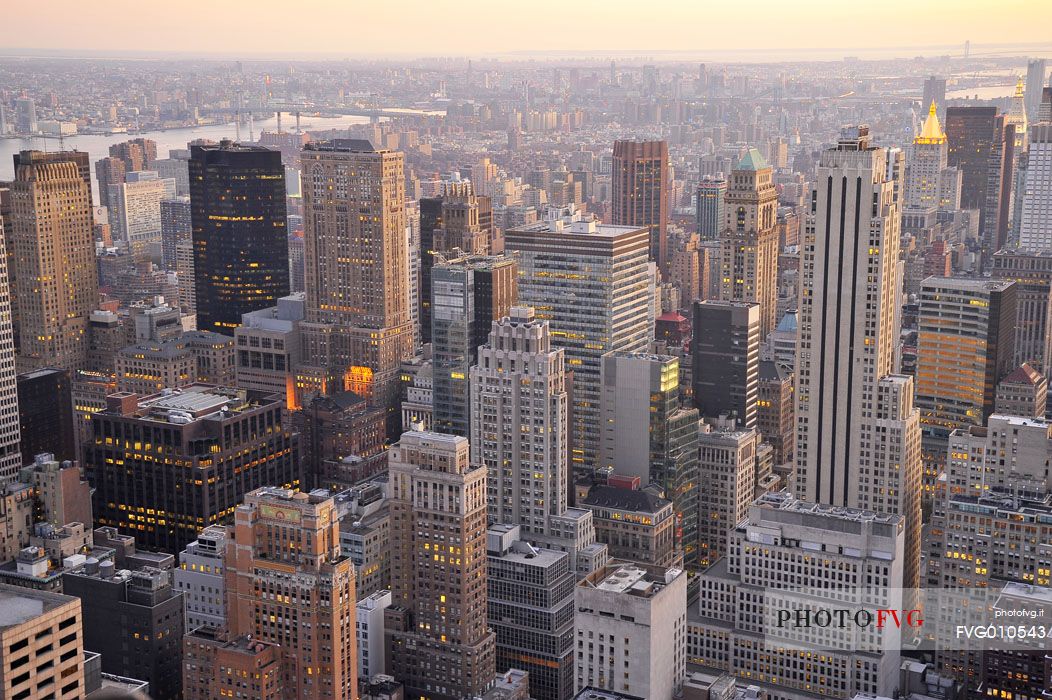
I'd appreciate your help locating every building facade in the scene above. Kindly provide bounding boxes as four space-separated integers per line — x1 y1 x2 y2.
387 431 496 700
190 141 289 334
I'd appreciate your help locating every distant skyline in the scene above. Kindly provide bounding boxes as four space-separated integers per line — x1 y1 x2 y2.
4 0 1052 59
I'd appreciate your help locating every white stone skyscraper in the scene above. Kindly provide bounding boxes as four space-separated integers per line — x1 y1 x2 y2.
794 126 922 589
1019 123 1052 252
0 214 21 482
905 102 961 212
471 306 568 534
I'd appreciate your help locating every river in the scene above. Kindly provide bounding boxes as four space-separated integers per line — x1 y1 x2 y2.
0 112 373 197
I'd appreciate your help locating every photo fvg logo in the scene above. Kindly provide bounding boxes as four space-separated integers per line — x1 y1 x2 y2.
776 608 924 629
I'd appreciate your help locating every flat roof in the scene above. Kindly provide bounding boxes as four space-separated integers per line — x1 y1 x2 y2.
0 586 74 629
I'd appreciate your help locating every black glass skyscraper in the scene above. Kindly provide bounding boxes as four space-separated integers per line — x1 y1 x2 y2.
190 141 289 334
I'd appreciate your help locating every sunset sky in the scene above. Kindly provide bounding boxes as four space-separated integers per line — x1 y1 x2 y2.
4 0 1052 58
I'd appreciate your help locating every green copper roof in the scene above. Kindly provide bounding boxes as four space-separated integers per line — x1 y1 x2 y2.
737 147 768 171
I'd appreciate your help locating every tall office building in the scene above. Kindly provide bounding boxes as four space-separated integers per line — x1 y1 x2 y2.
575 561 687 700
8 150 97 373
506 211 652 471
945 107 1013 258
1025 58 1047 122
718 148 779 337
691 300 759 429
387 431 496 700
86 386 300 554
16 369 74 466
419 185 498 348
757 360 794 465
794 127 922 590
109 138 158 172
419 196 443 345
922 75 947 118
695 176 726 241
905 101 961 212
225 487 358 700
300 140 413 434
95 155 127 213
487 525 575 700
108 171 176 254
173 524 227 632
432 253 517 436
1018 123 1052 252
612 140 670 273
696 425 758 568
14 97 37 134
190 141 289 334
64 566 184 700
160 195 191 271
916 278 1017 434
0 213 19 482
991 250 1052 375
472 307 567 533
598 352 700 563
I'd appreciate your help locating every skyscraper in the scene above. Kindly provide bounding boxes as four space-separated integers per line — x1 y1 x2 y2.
691 300 759 429
95 155 127 213
160 194 191 271
598 352 700 563
612 140 670 273
471 306 567 535
506 211 653 471
190 141 289 334
419 185 498 348
224 487 358 700
916 277 1017 434
387 430 496 700
945 107 1012 259
8 150 98 373
109 138 157 172
991 249 1052 375
1018 123 1052 252
696 424 759 568
418 196 443 345
905 101 961 212
718 148 779 337
486 525 575 700
0 213 19 483
1025 58 1047 122
431 253 517 436
300 139 413 434
922 75 947 118
794 126 921 590
695 176 726 242
108 170 175 254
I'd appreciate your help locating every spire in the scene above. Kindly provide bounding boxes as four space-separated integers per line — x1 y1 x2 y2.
1015 76 1025 99
915 101 946 145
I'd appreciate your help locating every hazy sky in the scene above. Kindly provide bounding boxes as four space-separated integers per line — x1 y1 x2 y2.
4 0 1052 58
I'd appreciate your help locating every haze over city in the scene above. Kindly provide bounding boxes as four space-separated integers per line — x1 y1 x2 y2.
3 0 1052 57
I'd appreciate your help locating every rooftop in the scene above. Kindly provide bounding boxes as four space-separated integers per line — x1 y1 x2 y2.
583 561 683 599
736 147 769 171
0 585 75 629
1000 363 1043 386
582 485 671 515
